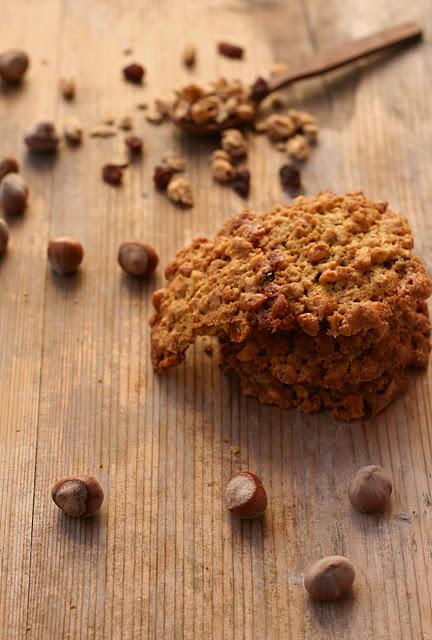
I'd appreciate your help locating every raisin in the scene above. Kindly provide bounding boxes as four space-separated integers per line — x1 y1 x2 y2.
123 63 145 83
217 42 244 59
250 77 269 101
153 165 174 190
102 164 123 185
125 135 143 153
279 164 301 193
231 169 250 198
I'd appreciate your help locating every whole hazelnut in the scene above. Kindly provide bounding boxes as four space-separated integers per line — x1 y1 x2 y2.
0 218 10 254
348 465 392 513
0 156 19 182
47 237 84 274
0 173 28 214
24 120 60 152
0 49 29 82
304 555 355 601
118 241 158 277
123 63 145 83
51 475 104 517
224 471 267 519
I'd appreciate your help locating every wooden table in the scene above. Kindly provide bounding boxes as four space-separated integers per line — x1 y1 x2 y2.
1 1 431 638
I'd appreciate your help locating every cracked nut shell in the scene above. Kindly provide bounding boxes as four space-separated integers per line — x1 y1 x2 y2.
51 475 104 517
224 471 267 518
304 555 355 601
348 465 392 513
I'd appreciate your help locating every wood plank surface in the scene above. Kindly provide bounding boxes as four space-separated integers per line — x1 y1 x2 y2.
0 0 431 638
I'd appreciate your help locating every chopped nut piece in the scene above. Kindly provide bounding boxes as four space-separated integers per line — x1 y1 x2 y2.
118 115 133 130
162 151 186 172
190 96 219 124
153 165 174 190
102 113 115 125
270 62 288 76
145 106 165 124
109 149 129 168
279 164 301 193
63 117 83 144
234 103 254 121
275 142 286 151
286 134 310 161
102 164 123 185
155 98 170 117
167 176 194 207
136 102 148 110
210 149 231 163
182 44 197 68
59 76 75 100
123 62 145 83
221 128 248 158
302 121 319 144
231 169 250 198
90 125 116 138
217 42 244 59
266 113 297 141
254 119 268 133
0 157 18 182
211 158 234 183
125 135 143 153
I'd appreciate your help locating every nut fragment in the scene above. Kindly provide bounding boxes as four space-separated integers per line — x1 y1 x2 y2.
24 120 60 152
0 174 28 214
224 471 267 518
211 158 234 183
304 556 355 601
47 237 84 274
118 115 133 131
167 176 194 207
279 164 301 193
221 128 248 158
153 165 174 190
125 135 143 153
59 76 75 100
234 103 255 121
63 117 83 144
102 164 123 185
231 168 250 198
51 475 104 517
162 151 186 172
118 241 159 277
123 62 145 83
0 49 29 82
270 62 288 76
182 44 196 68
348 465 392 513
266 114 296 141
0 157 18 182
0 218 10 254
286 134 310 161
217 42 244 59
90 125 116 138
210 149 231 163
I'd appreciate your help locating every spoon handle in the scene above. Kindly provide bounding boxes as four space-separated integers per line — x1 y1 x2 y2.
266 21 422 94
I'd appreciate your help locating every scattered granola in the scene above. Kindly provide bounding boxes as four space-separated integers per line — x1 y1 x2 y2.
217 42 244 59
63 117 83 145
167 176 194 207
211 157 235 183
182 44 196 68
123 63 145 83
221 128 248 158
231 168 250 198
60 76 75 100
145 104 166 124
125 135 143 153
102 164 123 185
162 151 186 172
286 134 310 161
153 165 174 190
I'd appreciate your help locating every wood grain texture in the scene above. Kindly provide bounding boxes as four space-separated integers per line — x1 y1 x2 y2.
0 0 431 638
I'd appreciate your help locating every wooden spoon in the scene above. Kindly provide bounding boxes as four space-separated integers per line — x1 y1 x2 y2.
171 21 422 135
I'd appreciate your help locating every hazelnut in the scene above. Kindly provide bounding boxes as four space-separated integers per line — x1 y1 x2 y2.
118 241 159 277
348 465 392 513
0 49 29 82
304 556 355 601
47 237 84 274
24 120 60 152
0 173 28 214
59 76 76 100
0 218 10 254
224 471 267 518
0 156 18 181
51 475 104 517
123 62 145 83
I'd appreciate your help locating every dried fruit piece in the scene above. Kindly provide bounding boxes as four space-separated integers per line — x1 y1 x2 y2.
250 77 269 101
153 165 173 190
63 117 83 145
0 157 18 182
123 62 145 83
279 164 301 193
59 76 75 100
231 168 250 198
182 44 196 68
221 128 248 158
125 135 143 153
102 164 123 185
118 241 159 277
217 42 244 59
167 176 194 207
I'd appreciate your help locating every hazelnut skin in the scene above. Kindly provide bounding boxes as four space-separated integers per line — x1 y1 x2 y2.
51 475 104 517
304 555 355 601
0 49 29 82
0 218 10 254
224 471 267 519
118 241 158 277
47 237 84 274
0 173 28 214
348 465 392 513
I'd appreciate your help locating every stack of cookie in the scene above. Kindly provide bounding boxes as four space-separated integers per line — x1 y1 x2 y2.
150 192 431 420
